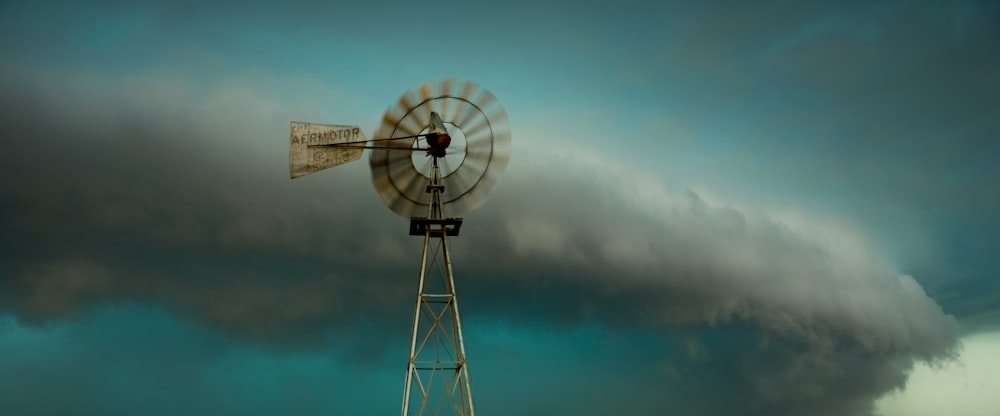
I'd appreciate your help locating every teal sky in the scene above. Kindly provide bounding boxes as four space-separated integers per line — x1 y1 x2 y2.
1 0 998 415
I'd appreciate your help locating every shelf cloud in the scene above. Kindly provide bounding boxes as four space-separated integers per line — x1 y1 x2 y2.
0 68 961 415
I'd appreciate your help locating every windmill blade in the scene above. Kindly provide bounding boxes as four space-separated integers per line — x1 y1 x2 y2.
461 149 492 173
461 91 497 127
438 78 457 117
391 170 431 216
418 82 435 105
457 80 477 102
462 123 493 148
460 103 505 143
442 160 475 202
383 111 420 137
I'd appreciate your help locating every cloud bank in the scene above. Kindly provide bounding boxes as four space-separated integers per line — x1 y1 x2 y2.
0 66 962 415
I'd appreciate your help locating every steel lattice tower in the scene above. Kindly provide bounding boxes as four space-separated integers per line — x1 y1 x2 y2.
402 158 474 416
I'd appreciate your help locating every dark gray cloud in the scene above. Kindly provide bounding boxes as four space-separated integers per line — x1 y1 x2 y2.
0 64 961 415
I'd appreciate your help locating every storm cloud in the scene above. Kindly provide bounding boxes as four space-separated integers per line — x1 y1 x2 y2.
0 62 961 414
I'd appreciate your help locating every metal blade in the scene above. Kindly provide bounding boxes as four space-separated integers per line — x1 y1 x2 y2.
439 78 457 118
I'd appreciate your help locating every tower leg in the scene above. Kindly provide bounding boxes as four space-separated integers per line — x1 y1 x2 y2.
441 231 474 416
401 229 431 416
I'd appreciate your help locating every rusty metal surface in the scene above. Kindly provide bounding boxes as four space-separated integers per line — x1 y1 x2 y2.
289 121 365 179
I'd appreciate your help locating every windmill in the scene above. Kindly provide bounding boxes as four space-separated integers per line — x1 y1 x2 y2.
289 79 511 416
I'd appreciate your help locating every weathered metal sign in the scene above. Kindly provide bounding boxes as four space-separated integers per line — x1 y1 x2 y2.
289 121 365 179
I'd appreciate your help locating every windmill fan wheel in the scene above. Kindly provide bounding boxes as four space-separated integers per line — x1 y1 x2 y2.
369 79 511 217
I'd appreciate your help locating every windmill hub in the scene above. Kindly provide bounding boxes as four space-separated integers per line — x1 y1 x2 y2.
412 123 467 179
425 132 451 157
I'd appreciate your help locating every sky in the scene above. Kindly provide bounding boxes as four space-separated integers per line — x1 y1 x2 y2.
0 0 998 415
